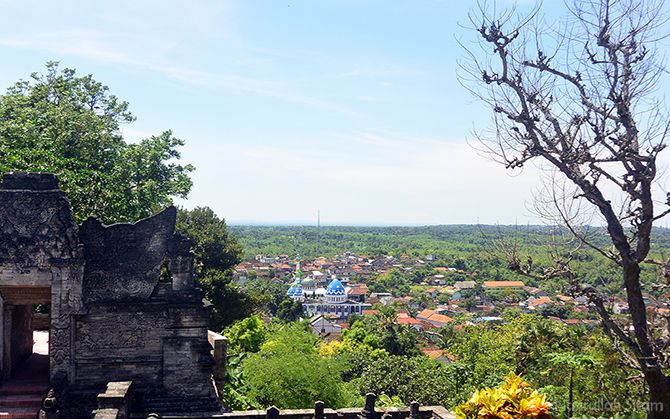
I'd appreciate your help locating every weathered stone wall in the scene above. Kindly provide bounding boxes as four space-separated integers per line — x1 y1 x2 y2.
0 173 220 417
0 173 80 267
79 208 176 304
73 206 217 404
73 301 214 399
0 172 83 384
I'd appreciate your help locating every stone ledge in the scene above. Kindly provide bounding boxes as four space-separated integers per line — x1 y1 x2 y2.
1 172 59 191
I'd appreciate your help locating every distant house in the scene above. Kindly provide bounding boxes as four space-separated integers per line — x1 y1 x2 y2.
396 313 423 332
432 275 446 285
556 294 573 303
454 281 476 290
417 309 454 328
348 287 367 303
483 280 525 291
420 347 452 364
425 288 439 298
475 316 504 324
525 287 549 297
527 296 553 310
572 296 590 305
310 314 342 335
613 302 629 314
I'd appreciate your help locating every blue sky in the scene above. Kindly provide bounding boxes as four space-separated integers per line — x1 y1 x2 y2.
1 0 660 225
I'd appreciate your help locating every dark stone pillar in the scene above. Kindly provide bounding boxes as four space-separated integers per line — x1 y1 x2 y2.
11 305 34 368
2 305 14 380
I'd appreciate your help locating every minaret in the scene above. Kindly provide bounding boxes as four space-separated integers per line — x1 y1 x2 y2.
287 255 305 301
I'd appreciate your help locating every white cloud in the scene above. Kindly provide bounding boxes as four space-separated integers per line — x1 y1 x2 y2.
0 29 353 113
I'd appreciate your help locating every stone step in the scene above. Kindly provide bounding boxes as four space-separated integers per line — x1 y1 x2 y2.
0 383 45 419
0 407 39 419
0 394 43 408
0 385 47 397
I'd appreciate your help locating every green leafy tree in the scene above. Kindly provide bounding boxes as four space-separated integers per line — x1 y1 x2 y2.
369 269 411 296
360 356 469 408
200 270 257 331
225 315 268 354
176 206 250 331
546 352 601 418
443 315 645 417
242 324 351 408
176 206 243 275
242 277 288 315
276 298 303 323
0 61 193 223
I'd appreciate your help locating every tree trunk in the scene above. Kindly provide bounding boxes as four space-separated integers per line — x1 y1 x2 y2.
645 372 670 419
568 369 573 419
622 262 670 419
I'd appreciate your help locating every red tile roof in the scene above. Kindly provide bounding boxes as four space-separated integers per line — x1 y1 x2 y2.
529 296 553 308
420 348 445 360
483 280 525 288
397 317 422 325
427 313 454 324
417 309 436 320
417 309 453 325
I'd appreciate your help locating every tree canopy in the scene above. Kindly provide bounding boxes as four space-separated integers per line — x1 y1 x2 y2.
464 1 670 414
176 206 251 331
0 61 193 223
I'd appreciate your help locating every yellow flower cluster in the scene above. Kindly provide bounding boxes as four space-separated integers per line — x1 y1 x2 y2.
454 372 552 419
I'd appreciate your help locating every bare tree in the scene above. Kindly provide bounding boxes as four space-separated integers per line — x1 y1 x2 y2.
462 0 670 416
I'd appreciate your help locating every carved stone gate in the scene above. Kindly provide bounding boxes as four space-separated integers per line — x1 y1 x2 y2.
0 173 83 385
0 173 220 417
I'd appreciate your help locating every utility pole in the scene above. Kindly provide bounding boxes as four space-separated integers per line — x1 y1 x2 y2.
317 210 321 255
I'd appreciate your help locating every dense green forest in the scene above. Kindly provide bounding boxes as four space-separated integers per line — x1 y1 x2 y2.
231 224 670 260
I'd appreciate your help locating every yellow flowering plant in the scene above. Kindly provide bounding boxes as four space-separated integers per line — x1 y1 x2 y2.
454 372 552 419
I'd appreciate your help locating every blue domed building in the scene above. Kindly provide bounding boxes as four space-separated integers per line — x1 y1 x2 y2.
325 279 346 303
286 256 370 319
302 278 371 319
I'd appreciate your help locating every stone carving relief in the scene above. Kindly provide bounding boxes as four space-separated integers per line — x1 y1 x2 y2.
75 311 169 356
80 207 176 303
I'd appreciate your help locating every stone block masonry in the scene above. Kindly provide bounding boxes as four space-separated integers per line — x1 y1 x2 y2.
0 173 221 418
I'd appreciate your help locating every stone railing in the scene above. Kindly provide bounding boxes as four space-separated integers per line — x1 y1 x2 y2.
91 381 133 419
208 330 228 398
153 393 455 419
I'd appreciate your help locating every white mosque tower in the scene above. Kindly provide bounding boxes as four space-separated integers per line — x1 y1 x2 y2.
286 256 305 302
